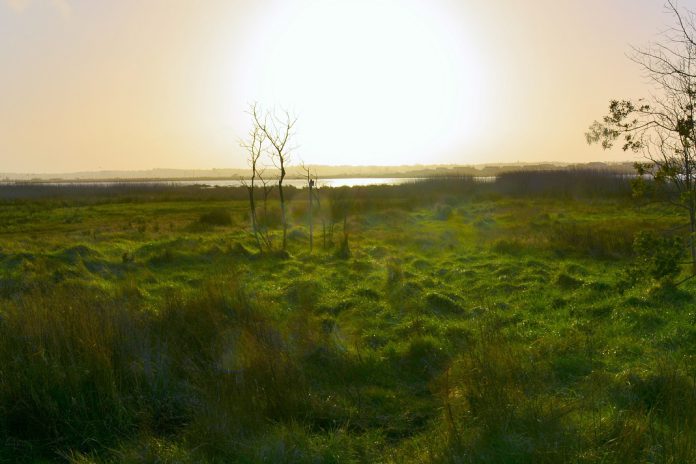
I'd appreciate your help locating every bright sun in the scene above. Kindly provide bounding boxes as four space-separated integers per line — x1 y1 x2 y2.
230 0 486 166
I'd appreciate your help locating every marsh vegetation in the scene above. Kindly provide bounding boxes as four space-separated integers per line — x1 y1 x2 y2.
1 171 695 463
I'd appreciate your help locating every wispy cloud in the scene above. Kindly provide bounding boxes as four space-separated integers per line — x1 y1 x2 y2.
4 0 72 18
5 0 30 12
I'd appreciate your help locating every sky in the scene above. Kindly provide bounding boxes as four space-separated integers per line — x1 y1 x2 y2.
1 0 695 173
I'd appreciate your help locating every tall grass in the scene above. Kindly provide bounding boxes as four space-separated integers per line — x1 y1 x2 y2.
420 315 696 464
0 282 316 461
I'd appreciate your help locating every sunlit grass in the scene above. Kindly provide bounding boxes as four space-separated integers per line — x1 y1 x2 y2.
1 175 694 462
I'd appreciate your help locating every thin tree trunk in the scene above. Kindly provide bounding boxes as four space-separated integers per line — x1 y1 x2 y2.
248 184 261 252
689 195 696 270
309 178 314 252
279 165 287 251
687 156 696 271
343 214 348 246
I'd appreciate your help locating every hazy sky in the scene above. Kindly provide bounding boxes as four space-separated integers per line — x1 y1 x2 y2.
2 0 694 173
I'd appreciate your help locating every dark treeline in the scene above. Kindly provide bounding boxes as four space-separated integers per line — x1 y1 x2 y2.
0 169 634 204
492 169 634 198
0 182 250 202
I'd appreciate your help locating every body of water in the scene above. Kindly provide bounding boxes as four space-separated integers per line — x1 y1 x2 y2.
1 176 503 189
181 177 424 188
3 177 426 188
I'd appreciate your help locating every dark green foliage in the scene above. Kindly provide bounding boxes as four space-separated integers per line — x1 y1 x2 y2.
228 241 253 257
491 238 522 255
335 234 351 259
633 231 683 282
424 292 462 314
549 220 635 258
399 335 449 378
494 169 632 198
434 204 453 220
198 208 232 226
554 272 583 289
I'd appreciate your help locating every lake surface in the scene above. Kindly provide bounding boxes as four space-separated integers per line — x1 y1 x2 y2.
8 177 426 188
178 177 424 188
2 176 502 188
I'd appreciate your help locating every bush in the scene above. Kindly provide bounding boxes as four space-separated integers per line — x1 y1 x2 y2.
549 221 635 258
198 208 232 226
434 204 453 220
633 231 683 282
491 238 524 255
258 204 283 229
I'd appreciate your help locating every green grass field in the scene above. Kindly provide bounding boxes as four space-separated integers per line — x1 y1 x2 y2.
1 176 695 463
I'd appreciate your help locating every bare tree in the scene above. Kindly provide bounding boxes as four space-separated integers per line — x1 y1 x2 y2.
241 108 266 252
587 1 696 275
251 105 296 251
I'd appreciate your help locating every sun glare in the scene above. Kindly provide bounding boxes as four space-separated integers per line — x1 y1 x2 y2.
231 0 486 166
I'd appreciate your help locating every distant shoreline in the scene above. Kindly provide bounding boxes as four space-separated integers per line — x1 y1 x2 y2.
0 161 637 183
0 174 426 184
